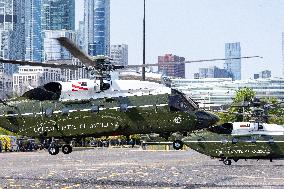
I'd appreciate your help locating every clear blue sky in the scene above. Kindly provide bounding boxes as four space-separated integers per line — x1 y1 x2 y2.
76 0 284 79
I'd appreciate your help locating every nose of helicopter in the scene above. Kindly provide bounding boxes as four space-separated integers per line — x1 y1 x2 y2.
194 111 219 130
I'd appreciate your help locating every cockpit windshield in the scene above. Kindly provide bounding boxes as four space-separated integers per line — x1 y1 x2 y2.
169 89 198 112
208 123 233 134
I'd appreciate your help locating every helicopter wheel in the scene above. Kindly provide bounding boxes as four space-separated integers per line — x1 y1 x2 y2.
48 145 59 155
223 158 232 165
173 140 183 150
62 145 72 154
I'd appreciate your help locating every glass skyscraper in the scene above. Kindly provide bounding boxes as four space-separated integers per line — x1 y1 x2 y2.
282 32 284 76
42 0 75 30
224 42 241 80
25 0 42 62
84 0 110 56
41 0 75 61
0 0 25 75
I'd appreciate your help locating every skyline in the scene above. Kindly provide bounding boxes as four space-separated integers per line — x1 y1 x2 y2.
76 0 284 79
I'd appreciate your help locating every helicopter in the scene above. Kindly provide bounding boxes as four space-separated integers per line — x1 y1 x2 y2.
0 37 260 155
182 97 284 165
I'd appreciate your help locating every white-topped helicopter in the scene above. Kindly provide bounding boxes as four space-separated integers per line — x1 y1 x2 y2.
0 37 261 155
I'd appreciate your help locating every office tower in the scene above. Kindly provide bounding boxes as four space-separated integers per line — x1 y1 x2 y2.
41 0 75 30
41 0 76 61
197 66 232 79
25 0 42 62
84 0 110 56
224 42 241 80
110 44 128 66
0 0 25 75
158 54 185 78
282 33 284 76
43 30 75 61
76 21 85 50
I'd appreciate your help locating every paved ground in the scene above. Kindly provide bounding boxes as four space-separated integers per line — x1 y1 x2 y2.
0 148 284 189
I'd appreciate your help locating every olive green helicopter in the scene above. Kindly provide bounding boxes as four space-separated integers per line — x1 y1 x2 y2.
182 98 284 165
0 37 260 155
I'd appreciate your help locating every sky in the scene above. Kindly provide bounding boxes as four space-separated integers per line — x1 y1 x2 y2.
75 0 284 79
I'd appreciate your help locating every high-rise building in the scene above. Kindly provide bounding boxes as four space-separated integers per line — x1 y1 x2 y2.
84 0 110 56
196 66 233 79
25 0 42 62
0 0 25 75
110 44 128 66
76 21 85 50
43 30 76 61
282 32 284 76
0 68 13 99
158 54 185 78
254 70 271 79
41 0 75 30
224 42 241 80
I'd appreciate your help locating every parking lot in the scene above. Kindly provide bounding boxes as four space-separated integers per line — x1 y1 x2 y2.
0 148 284 188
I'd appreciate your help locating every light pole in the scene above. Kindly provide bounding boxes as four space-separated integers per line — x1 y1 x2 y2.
142 0 146 81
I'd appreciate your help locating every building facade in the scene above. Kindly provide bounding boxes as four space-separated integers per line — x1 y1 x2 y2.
43 30 75 61
25 0 42 62
197 66 233 79
254 70 271 79
0 0 25 75
110 44 128 66
224 42 241 80
0 68 13 99
13 65 61 96
171 77 284 109
158 54 185 78
41 0 75 30
282 32 284 76
76 21 85 50
84 0 110 56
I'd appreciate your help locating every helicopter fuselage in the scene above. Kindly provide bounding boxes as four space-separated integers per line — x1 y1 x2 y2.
183 122 284 164
0 91 218 139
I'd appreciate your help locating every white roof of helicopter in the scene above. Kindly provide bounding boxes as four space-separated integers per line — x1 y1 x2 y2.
232 122 284 136
59 79 171 101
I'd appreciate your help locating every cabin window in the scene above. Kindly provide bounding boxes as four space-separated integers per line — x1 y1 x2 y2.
120 104 128 112
221 139 228 144
269 137 274 144
169 95 188 112
251 137 257 143
45 108 53 117
232 138 238 144
81 82 87 86
61 107 69 116
91 105 99 113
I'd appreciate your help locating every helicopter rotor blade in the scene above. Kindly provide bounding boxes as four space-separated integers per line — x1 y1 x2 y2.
122 56 263 69
56 37 95 68
0 59 82 70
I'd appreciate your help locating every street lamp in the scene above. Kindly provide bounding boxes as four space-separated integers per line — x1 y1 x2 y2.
142 0 146 81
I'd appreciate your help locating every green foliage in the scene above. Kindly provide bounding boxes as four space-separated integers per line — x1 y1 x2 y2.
233 87 256 104
218 87 256 123
264 97 284 124
0 127 15 136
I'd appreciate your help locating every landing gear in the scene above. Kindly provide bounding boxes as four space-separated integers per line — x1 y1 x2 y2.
173 140 183 150
48 145 59 155
223 158 232 165
62 145 72 154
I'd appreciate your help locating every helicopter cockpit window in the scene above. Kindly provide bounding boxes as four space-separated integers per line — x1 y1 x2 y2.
169 89 198 112
45 108 53 117
208 123 233 134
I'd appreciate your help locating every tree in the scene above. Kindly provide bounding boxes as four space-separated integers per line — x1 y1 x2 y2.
216 87 256 123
